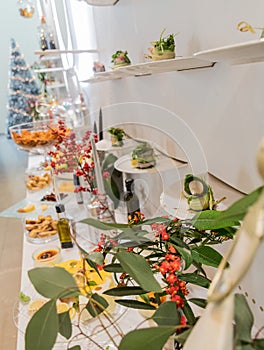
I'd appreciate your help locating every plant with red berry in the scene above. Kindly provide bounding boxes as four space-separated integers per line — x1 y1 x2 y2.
46 122 100 193
25 185 264 350
78 186 263 349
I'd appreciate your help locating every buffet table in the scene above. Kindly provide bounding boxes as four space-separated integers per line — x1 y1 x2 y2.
12 154 172 350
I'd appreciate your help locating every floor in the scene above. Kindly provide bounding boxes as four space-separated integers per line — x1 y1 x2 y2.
0 135 28 349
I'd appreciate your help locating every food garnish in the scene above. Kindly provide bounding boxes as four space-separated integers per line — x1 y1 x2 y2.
237 21 264 38
17 203 36 213
145 29 176 61
111 50 131 69
131 142 156 169
19 291 31 304
183 174 225 211
26 172 51 191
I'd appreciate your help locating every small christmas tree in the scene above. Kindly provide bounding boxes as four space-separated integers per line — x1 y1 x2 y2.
6 38 40 137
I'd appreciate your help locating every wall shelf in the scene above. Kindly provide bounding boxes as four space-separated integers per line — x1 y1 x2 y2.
34 49 98 56
46 83 66 89
194 39 264 65
82 40 264 84
82 56 215 83
33 67 66 73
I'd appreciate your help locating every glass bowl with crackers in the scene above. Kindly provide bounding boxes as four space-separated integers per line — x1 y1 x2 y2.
9 118 72 154
24 214 58 244
25 167 53 194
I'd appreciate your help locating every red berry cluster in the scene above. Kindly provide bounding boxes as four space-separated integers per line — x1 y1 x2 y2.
93 233 118 253
152 222 189 309
128 211 145 225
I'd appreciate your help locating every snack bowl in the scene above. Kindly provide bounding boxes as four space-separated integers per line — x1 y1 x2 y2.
9 118 72 154
32 245 61 267
24 214 58 244
25 167 52 193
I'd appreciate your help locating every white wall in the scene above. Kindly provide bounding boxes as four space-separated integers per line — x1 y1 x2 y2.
81 0 264 195
0 1 39 134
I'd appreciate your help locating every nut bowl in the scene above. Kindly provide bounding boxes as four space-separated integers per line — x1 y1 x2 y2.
9 118 72 154
24 214 58 244
25 167 52 194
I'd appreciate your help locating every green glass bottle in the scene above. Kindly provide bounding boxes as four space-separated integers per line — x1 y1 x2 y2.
55 204 73 249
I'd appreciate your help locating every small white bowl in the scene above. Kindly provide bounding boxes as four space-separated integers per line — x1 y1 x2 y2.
32 245 61 267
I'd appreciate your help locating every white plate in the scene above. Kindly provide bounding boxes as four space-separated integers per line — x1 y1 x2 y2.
114 154 186 175
160 191 226 219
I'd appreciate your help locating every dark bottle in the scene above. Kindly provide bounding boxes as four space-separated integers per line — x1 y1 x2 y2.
124 178 140 222
37 16 49 51
73 174 83 204
48 32 57 50
55 204 73 249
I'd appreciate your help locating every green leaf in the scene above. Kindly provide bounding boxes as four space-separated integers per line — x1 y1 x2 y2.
104 286 147 296
188 298 207 308
152 301 181 326
69 347 81 350
192 210 238 230
234 293 254 343
116 239 152 248
174 328 193 345
104 263 124 273
115 299 156 310
142 217 171 225
104 172 120 209
180 273 211 288
85 256 102 278
28 267 80 299
175 246 193 270
58 311 72 340
102 153 123 209
79 218 129 230
116 251 162 293
235 345 256 350
182 300 196 325
86 293 109 317
119 326 176 350
116 227 151 245
25 299 58 350
254 339 264 349
192 187 263 230
86 252 105 266
191 245 223 268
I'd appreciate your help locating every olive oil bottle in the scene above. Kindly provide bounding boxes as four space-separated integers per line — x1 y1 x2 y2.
55 204 73 249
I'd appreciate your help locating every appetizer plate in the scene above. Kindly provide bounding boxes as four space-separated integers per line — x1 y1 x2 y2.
114 154 186 175
96 138 135 152
160 191 226 219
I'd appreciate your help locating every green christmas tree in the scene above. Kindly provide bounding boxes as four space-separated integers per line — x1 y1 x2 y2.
6 38 40 137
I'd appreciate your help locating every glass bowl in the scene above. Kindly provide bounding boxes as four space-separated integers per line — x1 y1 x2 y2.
24 215 58 244
25 167 53 193
9 118 72 154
